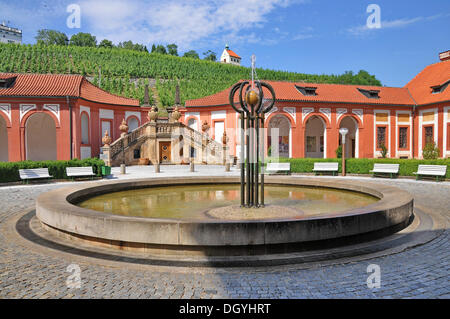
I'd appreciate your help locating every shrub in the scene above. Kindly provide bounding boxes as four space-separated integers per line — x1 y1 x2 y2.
422 142 440 160
380 144 388 158
0 158 105 183
272 157 450 179
335 146 342 159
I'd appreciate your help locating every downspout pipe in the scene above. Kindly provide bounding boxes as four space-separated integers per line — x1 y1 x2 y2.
406 89 418 159
66 96 73 159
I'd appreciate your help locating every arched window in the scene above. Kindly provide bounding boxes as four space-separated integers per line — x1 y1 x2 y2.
127 117 139 132
81 113 89 145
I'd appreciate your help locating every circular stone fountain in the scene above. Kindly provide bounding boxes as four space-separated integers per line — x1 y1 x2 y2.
35 176 413 265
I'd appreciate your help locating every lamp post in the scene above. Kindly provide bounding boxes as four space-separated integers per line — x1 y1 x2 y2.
339 128 348 176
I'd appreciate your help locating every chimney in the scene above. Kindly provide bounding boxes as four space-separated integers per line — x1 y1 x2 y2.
439 50 450 62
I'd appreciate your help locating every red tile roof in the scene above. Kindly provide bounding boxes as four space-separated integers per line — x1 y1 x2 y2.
226 49 241 59
185 80 415 107
0 73 139 106
405 59 450 105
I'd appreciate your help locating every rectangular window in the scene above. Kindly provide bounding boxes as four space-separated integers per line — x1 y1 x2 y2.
214 121 224 143
377 126 386 148
424 126 434 145
399 127 408 149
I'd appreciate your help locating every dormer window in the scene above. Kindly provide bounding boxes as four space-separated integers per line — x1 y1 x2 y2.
295 85 317 96
358 88 380 99
0 76 16 89
431 80 450 94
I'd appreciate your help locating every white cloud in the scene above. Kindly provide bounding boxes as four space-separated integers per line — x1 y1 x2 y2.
347 13 448 36
78 0 299 49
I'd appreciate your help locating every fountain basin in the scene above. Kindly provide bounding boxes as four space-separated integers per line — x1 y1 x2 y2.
36 176 413 257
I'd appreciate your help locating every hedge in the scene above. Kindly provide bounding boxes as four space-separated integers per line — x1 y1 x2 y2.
271 157 450 179
0 158 105 183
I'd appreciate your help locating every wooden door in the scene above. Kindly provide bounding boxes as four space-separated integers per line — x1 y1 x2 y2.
159 142 171 163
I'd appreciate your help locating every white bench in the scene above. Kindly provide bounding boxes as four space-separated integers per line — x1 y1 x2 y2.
19 168 53 183
312 162 339 176
66 167 96 180
266 163 291 175
370 163 399 178
413 165 447 181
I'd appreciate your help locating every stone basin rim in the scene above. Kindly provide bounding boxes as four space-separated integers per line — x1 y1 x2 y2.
35 176 414 247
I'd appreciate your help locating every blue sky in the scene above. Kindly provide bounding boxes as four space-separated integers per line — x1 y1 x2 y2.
1 0 449 87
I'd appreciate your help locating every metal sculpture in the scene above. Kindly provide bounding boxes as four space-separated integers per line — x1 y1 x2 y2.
228 57 276 207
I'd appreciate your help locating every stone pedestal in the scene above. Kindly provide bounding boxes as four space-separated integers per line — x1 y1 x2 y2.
101 146 111 167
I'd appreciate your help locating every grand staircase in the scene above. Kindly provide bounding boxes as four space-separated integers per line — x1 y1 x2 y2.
104 120 226 167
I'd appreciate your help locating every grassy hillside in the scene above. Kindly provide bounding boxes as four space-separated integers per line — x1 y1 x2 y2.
0 43 382 106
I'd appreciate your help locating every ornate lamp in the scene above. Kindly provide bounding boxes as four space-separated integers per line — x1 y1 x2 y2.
339 127 349 176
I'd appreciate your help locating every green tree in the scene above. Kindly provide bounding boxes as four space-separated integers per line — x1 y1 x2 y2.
117 41 148 52
35 29 68 46
70 32 97 47
151 44 156 53
167 43 178 56
154 45 167 54
183 50 199 59
422 142 440 160
98 39 114 48
203 50 217 61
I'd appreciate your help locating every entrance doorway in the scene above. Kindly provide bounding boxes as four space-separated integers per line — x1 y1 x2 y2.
339 116 358 158
304 116 325 158
159 141 171 163
268 115 290 158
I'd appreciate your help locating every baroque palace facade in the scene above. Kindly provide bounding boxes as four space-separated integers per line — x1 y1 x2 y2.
0 73 148 162
0 50 449 163
181 51 450 160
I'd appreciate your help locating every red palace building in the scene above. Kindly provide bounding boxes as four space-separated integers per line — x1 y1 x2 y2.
0 50 449 163
0 73 147 162
182 51 450 160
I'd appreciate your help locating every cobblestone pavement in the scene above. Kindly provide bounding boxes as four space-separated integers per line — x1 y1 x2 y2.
0 170 449 299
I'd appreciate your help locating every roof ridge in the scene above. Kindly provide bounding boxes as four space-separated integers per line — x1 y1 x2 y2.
237 78 401 89
80 78 139 102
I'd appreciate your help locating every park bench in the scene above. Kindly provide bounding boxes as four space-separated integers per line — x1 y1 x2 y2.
66 167 96 180
266 163 291 175
370 163 400 178
413 165 447 181
312 162 339 176
19 168 53 184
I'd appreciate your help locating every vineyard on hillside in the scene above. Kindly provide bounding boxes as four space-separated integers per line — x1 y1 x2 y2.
0 43 382 106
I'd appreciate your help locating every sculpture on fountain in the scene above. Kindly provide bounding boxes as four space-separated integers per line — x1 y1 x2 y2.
228 55 276 208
